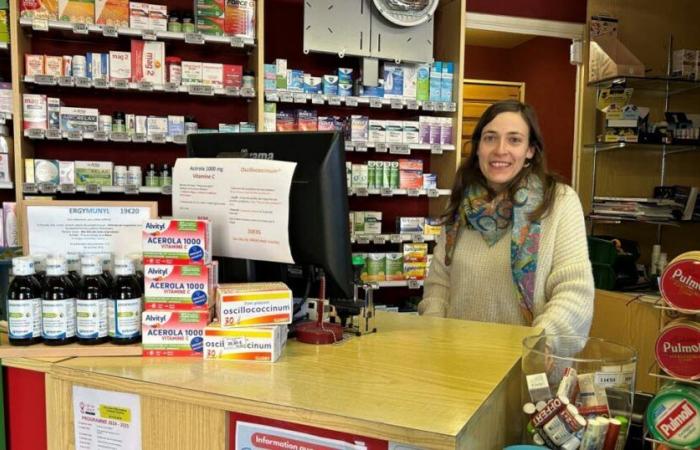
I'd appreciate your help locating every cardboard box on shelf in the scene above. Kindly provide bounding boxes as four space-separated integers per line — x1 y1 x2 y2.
130 40 165 84
58 0 95 24
75 161 113 186
23 94 47 130
224 0 255 38
20 0 58 20
95 0 128 27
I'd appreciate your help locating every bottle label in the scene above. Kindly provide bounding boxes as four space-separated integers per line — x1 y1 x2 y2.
42 299 76 340
8 298 41 339
108 298 142 339
77 298 109 339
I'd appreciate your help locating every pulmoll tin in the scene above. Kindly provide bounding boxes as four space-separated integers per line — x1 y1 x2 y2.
655 320 700 381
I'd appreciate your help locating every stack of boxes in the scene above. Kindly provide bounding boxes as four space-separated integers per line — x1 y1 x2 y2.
345 159 436 191
141 219 214 357
195 0 225 36
353 243 432 283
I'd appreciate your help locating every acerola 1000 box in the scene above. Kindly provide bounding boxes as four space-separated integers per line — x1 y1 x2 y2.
142 310 209 357
142 219 212 265
144 264 213 310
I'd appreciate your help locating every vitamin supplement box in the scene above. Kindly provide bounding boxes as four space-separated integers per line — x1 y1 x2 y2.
142 310 210 357
203 324 288 362
142 219 212 265
144 264 215 310
216 282 292 328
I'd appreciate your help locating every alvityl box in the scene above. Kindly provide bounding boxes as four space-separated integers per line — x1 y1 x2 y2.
142 310 209 357
144 264 213 310
143 219 212 265
216 282 292 328
203 324 287 362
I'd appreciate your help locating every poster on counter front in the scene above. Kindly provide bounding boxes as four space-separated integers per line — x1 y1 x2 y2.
73 385 141 450
235 421 367 450
173 158 296 264
22 200 157 256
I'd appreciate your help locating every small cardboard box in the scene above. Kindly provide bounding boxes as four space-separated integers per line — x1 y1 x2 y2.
59 0 95 24
203 324 287 362
95 0 128 27
216 282 292 328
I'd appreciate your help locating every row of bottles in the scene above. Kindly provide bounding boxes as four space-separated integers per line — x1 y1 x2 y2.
7 254 142 346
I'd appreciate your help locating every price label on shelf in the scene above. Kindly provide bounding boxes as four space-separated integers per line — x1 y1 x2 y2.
344 141 354 152
113 79 130 90
32 19 49 32
141 29 157 41
356 236 371 245
373 236 388 245
328 96 341 106
265 91 279 102
230 37 245 48
45 129 62 140
346 97 359 107
149 133 166 144
58 76 74 87
23 183 38 194
375 143 388 153
0 114 5 125
447 102 457 112
293 93 307 103
34 74 56 85
132 133 147 143
389 144 411 155
163 82 179 93
138 81 154 91
59 184 76 194
354 187 369 197
406 99 419 110
390 234 403 244
72 23 89 35
380 187 394 197
94 131 109 141
242 87 257 98
225 86 241 97
184 32 205 45
124 184 140 195
188 85 214 96
110 132 130 142
66 130 83 141
102 25 118 37
75 77 91 88
26 129 45 139
93 78 109 89
407 279 422 290
407 188 420 197
161 185 173 195
311 94 324 105
390 99 403 110
38 182 57 194
85 184 101 195
355 143 368 153
411 234 425 243
280 92 293 103
369 97 382 108
173 135 187 145
430 144 443 155
433 102 445 112
422 101 435 111
427 188 440 198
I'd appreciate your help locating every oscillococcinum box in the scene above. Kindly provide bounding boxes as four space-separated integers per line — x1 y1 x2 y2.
142 310 209 357
143 219 212 265
144 264 214 310
216 282 292 328
203 324 287 362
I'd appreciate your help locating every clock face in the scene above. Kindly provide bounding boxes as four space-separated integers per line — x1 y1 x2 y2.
372 0 439 27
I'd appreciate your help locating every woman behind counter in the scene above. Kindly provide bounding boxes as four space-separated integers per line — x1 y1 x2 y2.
418 100 594 336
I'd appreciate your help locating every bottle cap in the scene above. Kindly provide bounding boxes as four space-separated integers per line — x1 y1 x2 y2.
81 256 103 276
114 257 135 276
12 256 36 276
46 257 67 276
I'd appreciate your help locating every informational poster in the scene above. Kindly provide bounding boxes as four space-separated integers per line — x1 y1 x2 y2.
235 421 367 450
22 200 157 256
173 158 296 264
73 386 141 450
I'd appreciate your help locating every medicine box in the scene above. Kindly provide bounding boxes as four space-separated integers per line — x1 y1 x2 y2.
385 120 403 144
430 62 442 102
369 120 386 143
403 121 420 144
59 161 75 184
348 115 369 142
23 94 47 130
129 2 149 29
59 0 95 24
59 106 99 136
441 62 454 102
143 219 212 265
146 116 168 136
223 64 243 88
366 253 386 282
20 0 58 20
182 61 204 86
142 310 209 357
216 282 292 328
95 0 128 27
286 70 304 92
0 153 9 184
44 56 64 77
416 64 430 101
383 64 403 98
322 75 338 96
203 324 288 362
275 59 287 89
202 63 224 87
385 253 404 281
403 64 418 100
404 243 428 262
297 109 317 131
25 54 44 77
144 264 213 310
34 159 60 184
167 115 185 137
87 52 109 81
130 40 165 84
148 3 167 31
109 51 131 80
398 217 425 234
47 97 61 130
75 160 113 186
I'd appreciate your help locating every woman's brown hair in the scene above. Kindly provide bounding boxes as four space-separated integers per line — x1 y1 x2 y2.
443 100 559 225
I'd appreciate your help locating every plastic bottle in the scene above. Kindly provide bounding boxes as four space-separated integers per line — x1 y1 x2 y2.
7 256 43 346
109 257 142 345
33 253 48 288
77 256 110 345
42 257 77 345
66 253 82 290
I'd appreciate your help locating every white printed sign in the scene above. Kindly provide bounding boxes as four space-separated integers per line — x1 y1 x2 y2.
73 385 141 450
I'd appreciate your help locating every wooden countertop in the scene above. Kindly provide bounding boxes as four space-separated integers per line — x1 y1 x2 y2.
50 312 537 448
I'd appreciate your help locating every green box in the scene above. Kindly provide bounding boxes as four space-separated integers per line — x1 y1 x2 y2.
75 161 113 186
366 253 386 282
385 253 403 281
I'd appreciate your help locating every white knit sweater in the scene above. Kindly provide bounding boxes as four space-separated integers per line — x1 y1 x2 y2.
418 184 594 336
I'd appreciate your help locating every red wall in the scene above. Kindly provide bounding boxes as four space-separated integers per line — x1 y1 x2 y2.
465 38 577 182
467 0 587 23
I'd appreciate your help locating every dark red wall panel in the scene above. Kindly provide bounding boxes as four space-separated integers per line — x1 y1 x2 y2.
6 367 47 450
467 0 587 24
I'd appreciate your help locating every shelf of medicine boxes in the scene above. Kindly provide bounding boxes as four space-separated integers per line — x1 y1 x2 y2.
264 90 457 113
345 141 455 155
588 75 700 96
351 233 437 245
18 17 256 49
22 128 188 145
22 183 171 196
23 75 256 99
348 187 451 198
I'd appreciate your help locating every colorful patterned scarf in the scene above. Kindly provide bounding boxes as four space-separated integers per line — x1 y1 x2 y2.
444 176 542 324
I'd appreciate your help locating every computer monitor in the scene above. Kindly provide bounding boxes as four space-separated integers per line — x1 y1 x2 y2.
186 131 354 300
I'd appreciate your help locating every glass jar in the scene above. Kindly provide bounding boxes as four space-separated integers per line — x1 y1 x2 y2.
182 13 195 33
167 13 181 33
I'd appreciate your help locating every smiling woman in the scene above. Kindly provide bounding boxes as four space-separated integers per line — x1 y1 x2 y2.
418 100 594 337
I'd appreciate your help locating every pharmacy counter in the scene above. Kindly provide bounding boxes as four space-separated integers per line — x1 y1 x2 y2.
39 313 536 450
